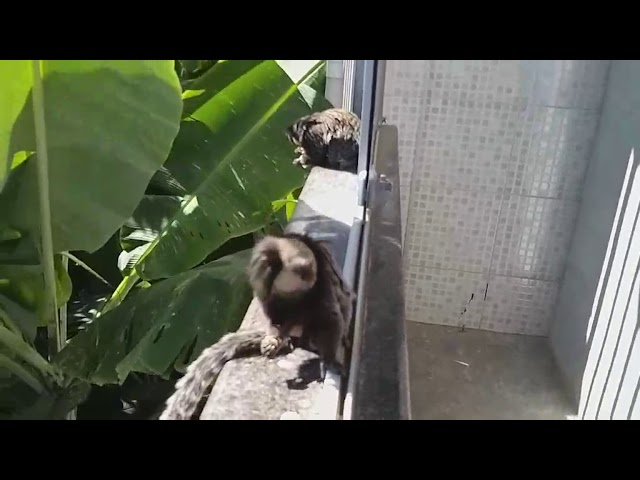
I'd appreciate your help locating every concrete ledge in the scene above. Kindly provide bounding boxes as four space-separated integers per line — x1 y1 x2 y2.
199 166 359 420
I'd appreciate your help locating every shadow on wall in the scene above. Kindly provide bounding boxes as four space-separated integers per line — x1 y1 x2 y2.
550 61 640 420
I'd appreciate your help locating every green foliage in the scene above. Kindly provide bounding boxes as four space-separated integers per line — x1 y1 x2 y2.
0 60 184 419
174 60 219 89
54 249 253 385
61 60 331 391
0 248 72 327
0 61 32 192
134 60 330 281
0 60 184 254
100 60 330 314
0 59 332 418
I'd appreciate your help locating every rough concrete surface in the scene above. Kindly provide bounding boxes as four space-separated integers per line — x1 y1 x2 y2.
407 321 576 420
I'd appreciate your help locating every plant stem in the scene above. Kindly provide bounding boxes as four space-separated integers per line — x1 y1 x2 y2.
61 251 112 287
0 305 22 336
59 254 68 343
98 271 139 316
30 60 62 356
58 253 77 420
0 324 56 379
0 355 45 393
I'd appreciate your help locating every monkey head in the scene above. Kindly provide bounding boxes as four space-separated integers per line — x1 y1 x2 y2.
248 235 318 303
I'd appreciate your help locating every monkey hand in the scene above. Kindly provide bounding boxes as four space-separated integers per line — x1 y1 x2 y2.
292 154 310 169
260 335 288 358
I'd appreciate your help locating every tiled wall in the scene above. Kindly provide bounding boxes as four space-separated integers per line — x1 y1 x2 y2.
383 60 611 336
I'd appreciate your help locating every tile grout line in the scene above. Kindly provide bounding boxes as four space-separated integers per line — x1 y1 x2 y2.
478 69 540 330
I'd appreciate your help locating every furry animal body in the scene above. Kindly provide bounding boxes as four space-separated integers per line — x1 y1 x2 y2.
286 108 360 174
250 233 356 373
158 232 356 420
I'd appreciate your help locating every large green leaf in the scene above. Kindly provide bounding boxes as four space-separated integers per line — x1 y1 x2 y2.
53 248 254 385
0 224 71 325
116 195 182 275
0 254 72 328
0 61 32 192
180 60 265 117
130 60 331 281
121 195 184 252
0 60 183 254
176 60 219 90
0 227 39 265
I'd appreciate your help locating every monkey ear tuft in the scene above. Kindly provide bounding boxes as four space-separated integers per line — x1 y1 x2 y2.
285 123 297 139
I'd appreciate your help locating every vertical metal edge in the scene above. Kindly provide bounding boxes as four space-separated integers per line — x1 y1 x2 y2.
357 60 377 206
372 60 387 129
342 60 356 112
338 60 372 419
351 124 410 420
325 60 345 108
342 213 372 420
340 58 368 294
343 60 394 419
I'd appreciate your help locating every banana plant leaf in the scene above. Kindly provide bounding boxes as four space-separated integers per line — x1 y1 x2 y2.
53 248 253 385
125 60 332 281
0 60 183 254
0 61 32 192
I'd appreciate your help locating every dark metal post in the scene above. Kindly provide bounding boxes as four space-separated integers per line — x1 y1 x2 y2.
345 60 411 420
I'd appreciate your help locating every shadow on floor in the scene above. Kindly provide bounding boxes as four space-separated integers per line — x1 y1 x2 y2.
407 321 577 420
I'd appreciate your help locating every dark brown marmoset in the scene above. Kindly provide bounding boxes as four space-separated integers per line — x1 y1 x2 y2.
285 107 360 174
158 232 356 420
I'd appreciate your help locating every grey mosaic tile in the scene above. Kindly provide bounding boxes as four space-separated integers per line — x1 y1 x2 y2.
481 275 559 336
403 188 502 274
491 195 580 281
510 106 601 199
520 60 610 110
404 264 486 329
383 60 608 335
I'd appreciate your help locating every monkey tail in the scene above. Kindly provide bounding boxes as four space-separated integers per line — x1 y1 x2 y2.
159 330 265 420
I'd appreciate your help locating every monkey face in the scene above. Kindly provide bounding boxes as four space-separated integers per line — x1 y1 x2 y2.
248 235 317 301
271 257 316 298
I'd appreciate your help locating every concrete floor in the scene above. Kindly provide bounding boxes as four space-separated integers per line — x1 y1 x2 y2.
407 321 577 420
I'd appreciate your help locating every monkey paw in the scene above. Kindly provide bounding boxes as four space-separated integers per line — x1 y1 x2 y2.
260 335 282 358
292 155 310 168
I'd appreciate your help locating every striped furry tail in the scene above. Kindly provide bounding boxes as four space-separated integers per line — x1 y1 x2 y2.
159 330 265 420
